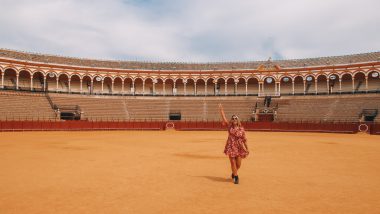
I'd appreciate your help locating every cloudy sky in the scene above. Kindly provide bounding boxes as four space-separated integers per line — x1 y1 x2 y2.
0 0 379 62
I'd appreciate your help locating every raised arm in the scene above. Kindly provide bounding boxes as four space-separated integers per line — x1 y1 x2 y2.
218 103 228 126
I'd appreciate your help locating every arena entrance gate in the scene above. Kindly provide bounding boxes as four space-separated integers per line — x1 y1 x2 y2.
360 109 378 122
169 111 181 120
252 96 278 122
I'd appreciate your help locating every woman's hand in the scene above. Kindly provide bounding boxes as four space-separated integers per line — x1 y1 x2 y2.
219 103 228 125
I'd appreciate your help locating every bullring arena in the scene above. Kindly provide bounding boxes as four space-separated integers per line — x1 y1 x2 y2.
1 49 380 213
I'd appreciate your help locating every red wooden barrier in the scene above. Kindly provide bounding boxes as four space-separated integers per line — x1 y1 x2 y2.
0 120 373 134
370 123 380 135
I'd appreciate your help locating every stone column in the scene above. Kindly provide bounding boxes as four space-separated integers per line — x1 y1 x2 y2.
142 80 145 95
16 74 19 89
153 79 157 95
111 80 114 94
90 79 94 94
132 80 135 95
365 76 368 92
214 80 217 96
183 79 187 96
258 82 261 95
194 82 197 96
30 76 33 91
56 77 59 92
173 81 177 96
326 79 330 94
245 82 248 96
101 79 104 94
234 79 239 96
303 80 306 94
275 81 278 95
204 82 207 96
292 80 295 95
1 72 4 88
339 78 342 93
43 76 46 92
121 80 125 94
315 80 318 94
80 79 83 93
163 82 166 96
68 79 71 93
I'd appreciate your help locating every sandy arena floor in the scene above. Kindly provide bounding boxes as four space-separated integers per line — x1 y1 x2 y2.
0 131 380 214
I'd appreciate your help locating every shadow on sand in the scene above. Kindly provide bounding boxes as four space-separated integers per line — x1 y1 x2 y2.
174 153 224 159
193 175 231 183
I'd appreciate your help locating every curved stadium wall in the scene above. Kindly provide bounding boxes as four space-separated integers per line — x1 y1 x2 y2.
0 49 379 134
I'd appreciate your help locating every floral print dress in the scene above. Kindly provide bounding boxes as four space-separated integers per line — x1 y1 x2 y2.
224 125 249 158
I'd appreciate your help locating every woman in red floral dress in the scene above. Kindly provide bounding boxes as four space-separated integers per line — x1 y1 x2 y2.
218 103 249 184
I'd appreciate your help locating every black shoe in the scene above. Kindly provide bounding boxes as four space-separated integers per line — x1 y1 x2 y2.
231 173 234 179
234 175 239 184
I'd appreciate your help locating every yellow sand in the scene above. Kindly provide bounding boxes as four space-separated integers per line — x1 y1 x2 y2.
0 131 379 214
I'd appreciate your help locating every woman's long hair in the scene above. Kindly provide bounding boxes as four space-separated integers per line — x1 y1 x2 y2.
229 115 242 127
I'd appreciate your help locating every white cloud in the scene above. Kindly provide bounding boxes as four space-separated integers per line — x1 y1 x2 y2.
0 0 379 62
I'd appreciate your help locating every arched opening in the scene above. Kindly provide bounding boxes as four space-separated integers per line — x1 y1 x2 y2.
46 72 57 92
263 77 275 95
247 78 259 95
92 76 102 94
353 72 366 92
18 70 31 90
223 77 233 95
124 78 133 95
236 78 246 95
368 71 380 91
70 74 81 93
293 76 304 94
341 73 353 93
103 76 113 94
304 75 315 94
32 72 45 91
280 76 292 95
145 78 154 95
113 77 123 94
134 78 144 95
164 79 174 96
226 78 235 95
154 78 164 95
195 79 205 96
58 74 69 92
175 79 184 96
82 76 92 93
316 75 327 94
4 68 17 89
328 74 339 93
206 78 215 95
186 79 195 96
216 78 225 96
